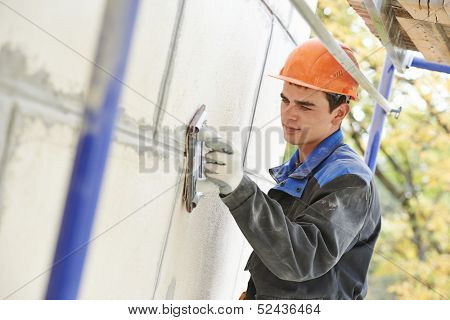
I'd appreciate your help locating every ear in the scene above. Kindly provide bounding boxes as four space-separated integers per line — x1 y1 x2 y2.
331 103 349 126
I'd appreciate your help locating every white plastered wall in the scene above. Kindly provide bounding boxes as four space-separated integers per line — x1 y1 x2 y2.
0 0 316 299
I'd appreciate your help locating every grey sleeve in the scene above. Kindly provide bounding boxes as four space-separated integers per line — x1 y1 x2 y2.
220 174 369 282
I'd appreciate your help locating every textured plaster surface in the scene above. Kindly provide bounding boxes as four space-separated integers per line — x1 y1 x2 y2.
0 0 314 299
245 21 295 181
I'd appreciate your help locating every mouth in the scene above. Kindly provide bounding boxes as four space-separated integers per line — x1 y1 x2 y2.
283 124 301 134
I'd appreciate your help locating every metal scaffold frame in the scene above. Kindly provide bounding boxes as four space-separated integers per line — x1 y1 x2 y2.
289 0 450 172
45 0 140 299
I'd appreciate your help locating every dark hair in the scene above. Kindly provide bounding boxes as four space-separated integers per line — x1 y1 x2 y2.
325 93 350 113
288 82 349 113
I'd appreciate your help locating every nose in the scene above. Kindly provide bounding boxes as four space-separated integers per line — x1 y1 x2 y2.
282 102 298 122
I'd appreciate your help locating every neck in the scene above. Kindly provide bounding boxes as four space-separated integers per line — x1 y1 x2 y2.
297 142 318 163
297 127 339 163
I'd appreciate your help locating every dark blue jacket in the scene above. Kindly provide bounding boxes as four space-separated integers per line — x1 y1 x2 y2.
221 129 381 299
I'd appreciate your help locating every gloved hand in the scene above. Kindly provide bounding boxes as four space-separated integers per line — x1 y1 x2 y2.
199 127 243 195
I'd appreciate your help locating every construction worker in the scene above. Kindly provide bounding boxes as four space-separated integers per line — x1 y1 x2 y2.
203 38 381 300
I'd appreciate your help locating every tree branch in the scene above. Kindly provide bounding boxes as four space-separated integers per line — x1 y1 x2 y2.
427 103 449 134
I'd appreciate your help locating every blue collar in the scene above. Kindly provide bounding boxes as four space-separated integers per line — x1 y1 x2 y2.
269 129 344 183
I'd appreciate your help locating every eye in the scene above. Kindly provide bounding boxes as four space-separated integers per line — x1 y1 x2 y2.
298 105 311 111
281 98 289 105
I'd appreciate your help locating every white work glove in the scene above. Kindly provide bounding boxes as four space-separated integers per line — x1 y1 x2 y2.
199 127 243 195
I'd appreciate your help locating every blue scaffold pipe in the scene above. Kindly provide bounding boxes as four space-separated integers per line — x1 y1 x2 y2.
45 0 140 300
364 56 395 172
410 57 450 74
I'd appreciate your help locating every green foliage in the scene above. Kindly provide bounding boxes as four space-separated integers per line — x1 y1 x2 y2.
283 0 450 299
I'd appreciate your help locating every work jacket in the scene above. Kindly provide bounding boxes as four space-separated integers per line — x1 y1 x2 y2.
220 129 381 299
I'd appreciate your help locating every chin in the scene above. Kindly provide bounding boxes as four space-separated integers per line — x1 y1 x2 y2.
286 136 315 147
284 133 302 146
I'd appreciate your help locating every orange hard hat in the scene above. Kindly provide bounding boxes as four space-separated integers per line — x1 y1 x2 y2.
270 38 359 100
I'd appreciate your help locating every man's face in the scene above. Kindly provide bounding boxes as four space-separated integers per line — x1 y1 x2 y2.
280 81 342 147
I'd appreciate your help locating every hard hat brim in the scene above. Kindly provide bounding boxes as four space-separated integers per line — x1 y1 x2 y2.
268 74 357 101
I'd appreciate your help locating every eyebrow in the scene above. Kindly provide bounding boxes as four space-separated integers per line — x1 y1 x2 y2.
280 93 317 107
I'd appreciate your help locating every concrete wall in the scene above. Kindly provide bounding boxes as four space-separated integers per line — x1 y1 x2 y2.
0 0 316 299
